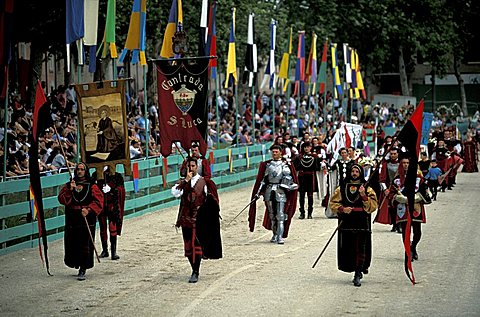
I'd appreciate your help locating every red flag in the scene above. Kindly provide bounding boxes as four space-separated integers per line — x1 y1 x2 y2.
396 99 424 285
29 80 52 275
32 80 47 141
344 124 351 148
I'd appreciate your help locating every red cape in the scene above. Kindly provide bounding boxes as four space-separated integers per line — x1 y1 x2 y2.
248 160 298 238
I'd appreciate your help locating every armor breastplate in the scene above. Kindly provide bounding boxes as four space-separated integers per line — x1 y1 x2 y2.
387 162 399 182
266 160 286 184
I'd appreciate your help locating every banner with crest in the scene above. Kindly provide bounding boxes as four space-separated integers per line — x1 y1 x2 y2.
155 57 210 157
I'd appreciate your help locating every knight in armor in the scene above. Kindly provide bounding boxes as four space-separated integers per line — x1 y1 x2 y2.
391 156 428 262
293 142 320 219
249 145 299 244
374 147 401 233
329 163 378 287
58 162 103 280
92 166 126 260
180 143 212 179
172 157 222 283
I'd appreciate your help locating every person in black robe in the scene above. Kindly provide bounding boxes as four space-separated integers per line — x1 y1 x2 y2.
329 163 378 287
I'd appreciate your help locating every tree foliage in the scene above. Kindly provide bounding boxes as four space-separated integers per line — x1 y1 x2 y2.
9 0 479 93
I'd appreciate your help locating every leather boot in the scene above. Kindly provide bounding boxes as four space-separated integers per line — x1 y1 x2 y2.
110 236 120 260
189 272 199 283
411 245 418 261
77 268 86 281
99 240 109 258
352 271 362 287
299 209 305 219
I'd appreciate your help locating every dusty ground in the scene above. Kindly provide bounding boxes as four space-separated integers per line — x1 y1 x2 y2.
0 171 479 317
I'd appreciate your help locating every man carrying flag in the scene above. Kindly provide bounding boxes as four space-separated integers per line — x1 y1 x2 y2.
394 100 426 284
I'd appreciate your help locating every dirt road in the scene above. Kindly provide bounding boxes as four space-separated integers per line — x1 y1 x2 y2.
1 171 479 316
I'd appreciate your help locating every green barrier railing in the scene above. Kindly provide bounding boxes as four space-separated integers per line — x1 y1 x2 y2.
0 143 270 255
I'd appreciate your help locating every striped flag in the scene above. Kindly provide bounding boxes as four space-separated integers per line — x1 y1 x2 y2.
84 0 99 73
317 38 328 95
206 1 217 79
343 43 352 84
294 31 305 96
119 0 147 65
66 0 84 72
199 0 209 56
331 43 343 98
133 162 139 192
160 0 182 58
306 32 317 94
260 19 276 90
350 47 358 99
225 8 237 88
354 49 366 99
278 27 292 93
102 0 118 60
243 13 257 88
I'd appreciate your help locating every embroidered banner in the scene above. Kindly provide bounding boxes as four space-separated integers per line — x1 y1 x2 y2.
155 57 211 157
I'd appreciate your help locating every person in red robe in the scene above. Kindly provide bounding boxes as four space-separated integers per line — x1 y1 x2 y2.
58 162 103 281
172 157 222 283
462 132 478 173
180 143 212 179
92 166 126 260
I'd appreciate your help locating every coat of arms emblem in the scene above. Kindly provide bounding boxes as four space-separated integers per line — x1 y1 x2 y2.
172 84 196 115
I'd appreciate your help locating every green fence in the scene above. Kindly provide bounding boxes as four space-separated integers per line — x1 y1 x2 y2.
0 144 270 255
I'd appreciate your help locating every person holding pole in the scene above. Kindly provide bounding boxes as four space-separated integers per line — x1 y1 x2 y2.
58 162 103 281
329 163 378 287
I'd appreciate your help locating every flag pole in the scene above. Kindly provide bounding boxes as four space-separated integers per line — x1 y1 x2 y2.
3 83 8 181
76 63 82 163
215 76 220 149
143 64 149 159
235 78 239 146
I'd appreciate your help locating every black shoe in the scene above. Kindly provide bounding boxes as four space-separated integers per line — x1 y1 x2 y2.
352 272 362 287
99 250 109 258
411 246 419 261
447 187 453 190
188 272 199 283
111 236 120 260
390 226 396 232
307 214 313 219
396 227 402 234
77 269 86 281
299 214 305 219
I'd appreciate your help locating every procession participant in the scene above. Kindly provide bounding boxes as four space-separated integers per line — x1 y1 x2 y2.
418 152 431 177
375 147 401 233
293 142 320 219
58 162 103 281
325 147 353 218
171 157 222 283
462 132 478 173
431 139 450 191
249 145 298 244
391 156 428 262
424 160 442 201
92 166 126 260
329 163 378 287
180 143 212 179
312 136 328 201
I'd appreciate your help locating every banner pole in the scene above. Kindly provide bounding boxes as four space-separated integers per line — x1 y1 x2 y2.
215 74 220 149
2 83 8 181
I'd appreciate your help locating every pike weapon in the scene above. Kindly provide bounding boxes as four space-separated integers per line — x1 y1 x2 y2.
312 220 343 269
226 195 260 228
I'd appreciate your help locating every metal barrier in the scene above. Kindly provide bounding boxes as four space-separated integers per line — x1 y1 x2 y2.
0 143 270 255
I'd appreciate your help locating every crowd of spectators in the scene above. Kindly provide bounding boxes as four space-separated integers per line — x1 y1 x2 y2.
1 79 479 180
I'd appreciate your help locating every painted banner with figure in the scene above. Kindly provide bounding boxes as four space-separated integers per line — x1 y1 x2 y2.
75 79 131 177
155 57 210 157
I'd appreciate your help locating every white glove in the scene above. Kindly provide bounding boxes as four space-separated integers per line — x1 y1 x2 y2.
102 184 111 193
